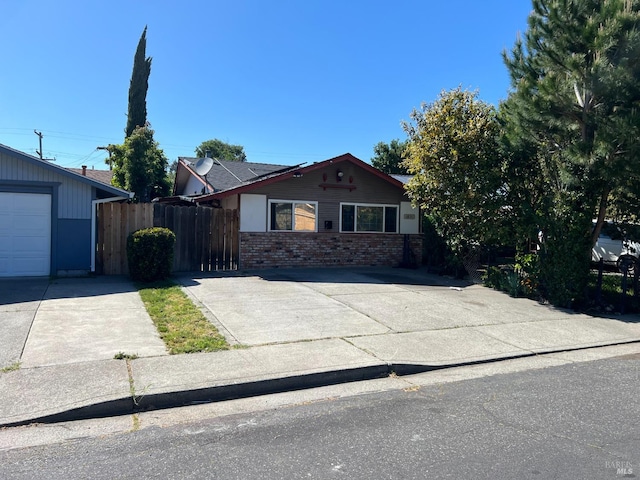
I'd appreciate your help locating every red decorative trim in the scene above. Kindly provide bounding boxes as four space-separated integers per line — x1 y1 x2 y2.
319 183 356 191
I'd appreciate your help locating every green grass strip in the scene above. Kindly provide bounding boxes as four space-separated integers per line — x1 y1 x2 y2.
138 280 229 354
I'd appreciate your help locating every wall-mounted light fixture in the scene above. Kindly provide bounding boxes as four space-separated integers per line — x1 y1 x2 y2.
292 171 303 178
336 169 344 182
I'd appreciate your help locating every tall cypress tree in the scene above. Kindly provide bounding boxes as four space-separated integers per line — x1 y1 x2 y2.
126 26 152 138
108 27 169 202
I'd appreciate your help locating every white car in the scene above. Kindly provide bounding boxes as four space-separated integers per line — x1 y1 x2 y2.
592 229 640 269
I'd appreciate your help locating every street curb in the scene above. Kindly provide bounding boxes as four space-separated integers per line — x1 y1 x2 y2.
3 339 639 428
0 365 388 428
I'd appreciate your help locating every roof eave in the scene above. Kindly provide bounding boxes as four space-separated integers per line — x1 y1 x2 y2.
0 143 131 199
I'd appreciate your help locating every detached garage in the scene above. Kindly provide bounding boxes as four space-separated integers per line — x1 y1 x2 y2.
0 144 131 277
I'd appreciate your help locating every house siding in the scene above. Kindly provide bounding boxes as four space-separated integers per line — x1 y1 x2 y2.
244 162 408 234
240 232 423 269
0 153 93 219
57 218 92 272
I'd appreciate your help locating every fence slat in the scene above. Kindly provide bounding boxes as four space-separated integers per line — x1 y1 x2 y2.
153 203 164 227
195 207 205 272
186 207 196 271
217 209 226 270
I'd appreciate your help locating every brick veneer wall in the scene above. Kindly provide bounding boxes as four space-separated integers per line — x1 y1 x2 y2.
240 232 423 269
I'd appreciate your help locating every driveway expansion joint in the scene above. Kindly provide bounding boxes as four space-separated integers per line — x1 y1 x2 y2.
17 282 49 362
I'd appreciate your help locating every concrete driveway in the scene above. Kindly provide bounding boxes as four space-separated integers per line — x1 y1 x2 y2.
0 276 166 369
3 267 639 370
0 278 49 368
178 267 638 348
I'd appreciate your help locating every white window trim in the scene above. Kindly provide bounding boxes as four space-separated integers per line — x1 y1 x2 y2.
339 202 399 233
267 199 318 232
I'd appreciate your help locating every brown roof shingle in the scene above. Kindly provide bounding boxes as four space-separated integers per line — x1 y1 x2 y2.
66 167 114 186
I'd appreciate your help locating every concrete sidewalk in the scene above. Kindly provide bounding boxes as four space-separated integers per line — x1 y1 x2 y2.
1 268 640 428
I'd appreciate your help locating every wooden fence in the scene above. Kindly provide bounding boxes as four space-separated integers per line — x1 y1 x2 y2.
96 203 238 275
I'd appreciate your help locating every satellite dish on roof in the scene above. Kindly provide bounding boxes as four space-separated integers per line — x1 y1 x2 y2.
193 157 214 176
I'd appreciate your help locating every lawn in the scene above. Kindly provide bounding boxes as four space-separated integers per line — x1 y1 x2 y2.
137 280 229 354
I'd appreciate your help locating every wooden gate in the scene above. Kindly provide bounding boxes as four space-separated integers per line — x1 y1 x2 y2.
96 203 238 275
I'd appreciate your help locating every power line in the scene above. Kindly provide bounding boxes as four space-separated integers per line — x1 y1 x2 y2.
0 127 118 143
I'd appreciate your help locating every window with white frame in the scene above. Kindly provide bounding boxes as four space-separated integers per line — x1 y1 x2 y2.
269 200 318 232
340 203 398 233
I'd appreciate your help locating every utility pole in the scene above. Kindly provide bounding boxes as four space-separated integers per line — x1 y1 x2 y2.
34 130 44 159
97 146 113 170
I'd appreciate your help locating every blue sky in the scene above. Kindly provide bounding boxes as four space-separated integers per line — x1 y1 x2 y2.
0 1 531 169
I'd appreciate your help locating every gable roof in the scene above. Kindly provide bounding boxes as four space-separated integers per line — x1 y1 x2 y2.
195 153 405 203
174 157 298 195
0 143 131 198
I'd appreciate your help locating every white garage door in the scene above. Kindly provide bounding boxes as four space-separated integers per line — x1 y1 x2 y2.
0 192 51 277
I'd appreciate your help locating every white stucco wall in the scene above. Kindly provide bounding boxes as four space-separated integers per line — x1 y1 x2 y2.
399 202 419 234
240 194 267 232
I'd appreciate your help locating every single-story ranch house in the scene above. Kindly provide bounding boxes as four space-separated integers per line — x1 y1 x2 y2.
0 143 131 277
170 153 423 269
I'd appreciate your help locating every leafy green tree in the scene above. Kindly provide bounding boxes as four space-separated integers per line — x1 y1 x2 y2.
195 139 247 162
110 125 170 202
167 159 178 190
126 26 152 138
371 139 409 174
403 88 505 258
502 0 640 306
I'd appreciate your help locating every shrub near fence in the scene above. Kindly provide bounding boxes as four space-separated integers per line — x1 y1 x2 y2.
127 227 176 282
97 203 238 275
